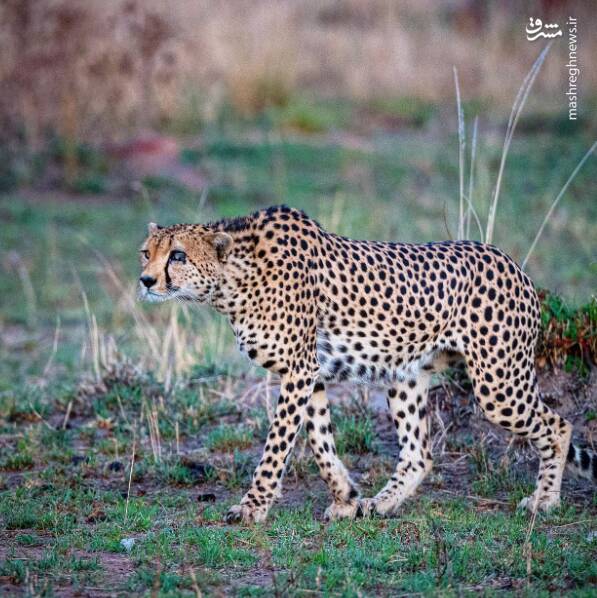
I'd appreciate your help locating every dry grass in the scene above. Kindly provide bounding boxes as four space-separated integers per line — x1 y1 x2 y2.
1 0 595 147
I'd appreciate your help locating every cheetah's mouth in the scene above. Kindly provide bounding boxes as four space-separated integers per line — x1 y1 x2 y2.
137 276 209 303
138 288 172 303
138 286 206 304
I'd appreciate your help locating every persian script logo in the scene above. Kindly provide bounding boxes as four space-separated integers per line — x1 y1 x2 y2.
525 17 562 41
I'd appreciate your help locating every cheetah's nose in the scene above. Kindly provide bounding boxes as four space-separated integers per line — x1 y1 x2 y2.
140 275 157 289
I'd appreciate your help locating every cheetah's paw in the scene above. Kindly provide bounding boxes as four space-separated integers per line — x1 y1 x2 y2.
517 492 560 513
224 503 268 524
354 496 403 518
323 501 361 521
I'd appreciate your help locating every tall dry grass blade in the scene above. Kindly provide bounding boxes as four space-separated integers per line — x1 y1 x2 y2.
323 193 346 235
198 186 209 216
154 407 162 462
61 400 73 430
70 266 91 368
486 43 552 244
115 394 131 428
466 116 483 241
188 566 203 598
158 303 198 389
174 305 198 377
159 305 175 391
144 398 163 463
522 140 597 270
8 252 38 327
453 67 466 239
124 435 136 525
28 402 54 431
42 316 61 378
171 304 183 381
74 265 109 382
523 494 541 582
90 313 101 382
76 271 101 382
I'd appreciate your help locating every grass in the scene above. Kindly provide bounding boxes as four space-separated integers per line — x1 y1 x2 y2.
206 425 254 452
335 413 376 456
537 292 597 375
1 429 595 596
1 112 594 395
1 136 594 317
469 446 531 500
1 353 594 595
4 0 597 149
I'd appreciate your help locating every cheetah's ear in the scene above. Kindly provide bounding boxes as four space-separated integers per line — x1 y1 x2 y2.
147 222 162 234
205 231 233 260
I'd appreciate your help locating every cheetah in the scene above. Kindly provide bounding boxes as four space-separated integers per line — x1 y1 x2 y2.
139 205 596 523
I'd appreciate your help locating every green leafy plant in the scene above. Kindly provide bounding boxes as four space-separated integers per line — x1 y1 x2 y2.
536 291 596 375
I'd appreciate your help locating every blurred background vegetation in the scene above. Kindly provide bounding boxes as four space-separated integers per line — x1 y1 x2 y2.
0 0 595 387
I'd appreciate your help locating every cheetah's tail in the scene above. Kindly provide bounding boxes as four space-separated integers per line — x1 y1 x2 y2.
567 444 597 482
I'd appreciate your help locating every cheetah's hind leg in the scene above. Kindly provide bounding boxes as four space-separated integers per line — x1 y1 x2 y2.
466 350 572 513
357 371 433 518
516 406 572 513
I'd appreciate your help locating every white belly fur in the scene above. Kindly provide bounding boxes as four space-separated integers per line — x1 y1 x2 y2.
316 329 436 384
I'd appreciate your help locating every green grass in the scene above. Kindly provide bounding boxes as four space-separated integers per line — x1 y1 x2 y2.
335 413 376 456
469 446 532 501
537 291 597 375
365 96 437 127
1 458 595 595
0 359 594 595
206 425 254 452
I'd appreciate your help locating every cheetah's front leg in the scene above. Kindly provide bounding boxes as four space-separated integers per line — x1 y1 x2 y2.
225 370 316 524
306 380 361 520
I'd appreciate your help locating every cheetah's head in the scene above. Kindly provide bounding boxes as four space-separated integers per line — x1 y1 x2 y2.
138 223 233 304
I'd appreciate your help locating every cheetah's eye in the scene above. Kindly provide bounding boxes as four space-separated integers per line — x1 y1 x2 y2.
169 250 187 264
140 250 149 260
